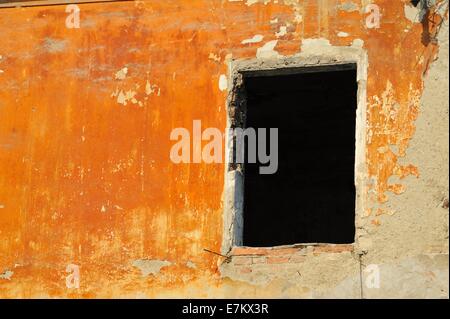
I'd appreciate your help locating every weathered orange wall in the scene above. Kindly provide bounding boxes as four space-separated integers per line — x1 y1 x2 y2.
0 0 444 297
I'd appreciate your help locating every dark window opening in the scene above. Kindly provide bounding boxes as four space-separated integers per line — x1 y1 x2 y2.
242 64 357 247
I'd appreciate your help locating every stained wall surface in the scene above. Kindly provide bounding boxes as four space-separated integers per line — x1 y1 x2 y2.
0 0 448 298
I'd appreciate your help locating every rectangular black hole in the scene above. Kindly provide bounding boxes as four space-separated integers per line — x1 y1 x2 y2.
242 64 357 247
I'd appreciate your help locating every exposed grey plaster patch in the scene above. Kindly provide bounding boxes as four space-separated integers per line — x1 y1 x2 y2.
404 3 424 23
256 40 280 59
404 0 442 23
315 271 361 298
0 270 13 280
220 251 359 295
361 254 449 298
241 34 264 44
355 19 449 299
301 38 331 51
338 1 359 12
186 261 197 269
132 259 171 277
40 38 68 54
436 1 449 16
220 264 272 285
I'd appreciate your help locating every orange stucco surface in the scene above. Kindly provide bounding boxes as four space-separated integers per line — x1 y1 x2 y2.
0 0 444 297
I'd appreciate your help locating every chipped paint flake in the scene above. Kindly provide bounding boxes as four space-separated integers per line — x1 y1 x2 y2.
117 90 127 105
283 0 303 23
246 0 270 6
337 31 350 37
111 88 119 98
145 80 153 95
301 38 331 52
219 74 228 91
275 26 287 38
116 89 138 105
404 3 422 23
114 67 128 80
241 34 264 44
0 270 13 280
256 40 280 59
208 52 221 62
145 80 160 97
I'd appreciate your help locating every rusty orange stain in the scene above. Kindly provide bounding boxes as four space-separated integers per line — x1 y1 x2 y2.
0 0 447 297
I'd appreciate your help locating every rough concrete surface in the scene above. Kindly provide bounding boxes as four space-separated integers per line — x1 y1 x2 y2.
360 17 449 298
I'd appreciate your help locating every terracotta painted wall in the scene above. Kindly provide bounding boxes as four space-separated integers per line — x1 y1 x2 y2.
0 0 448 298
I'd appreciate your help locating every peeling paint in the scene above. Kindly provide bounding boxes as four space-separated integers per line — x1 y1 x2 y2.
114 67 128 80
0 0 447 299
301 38 331 52
256 40 280 59
351 38 364 48
404 3 422 23
337 31 350 37
245 0 270 6
219 74 228 91
145 80 158 96
275 26 288 38
115 89 138 106
241 34 264 44
0 270 13 280
208 52 221 62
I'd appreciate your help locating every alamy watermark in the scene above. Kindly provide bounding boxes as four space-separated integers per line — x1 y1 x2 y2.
65 2 80 29
170 120 278 175
65 263 80 289
364 264 381 289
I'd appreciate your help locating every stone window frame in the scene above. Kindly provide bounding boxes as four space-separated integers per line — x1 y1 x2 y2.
221 45 368 257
